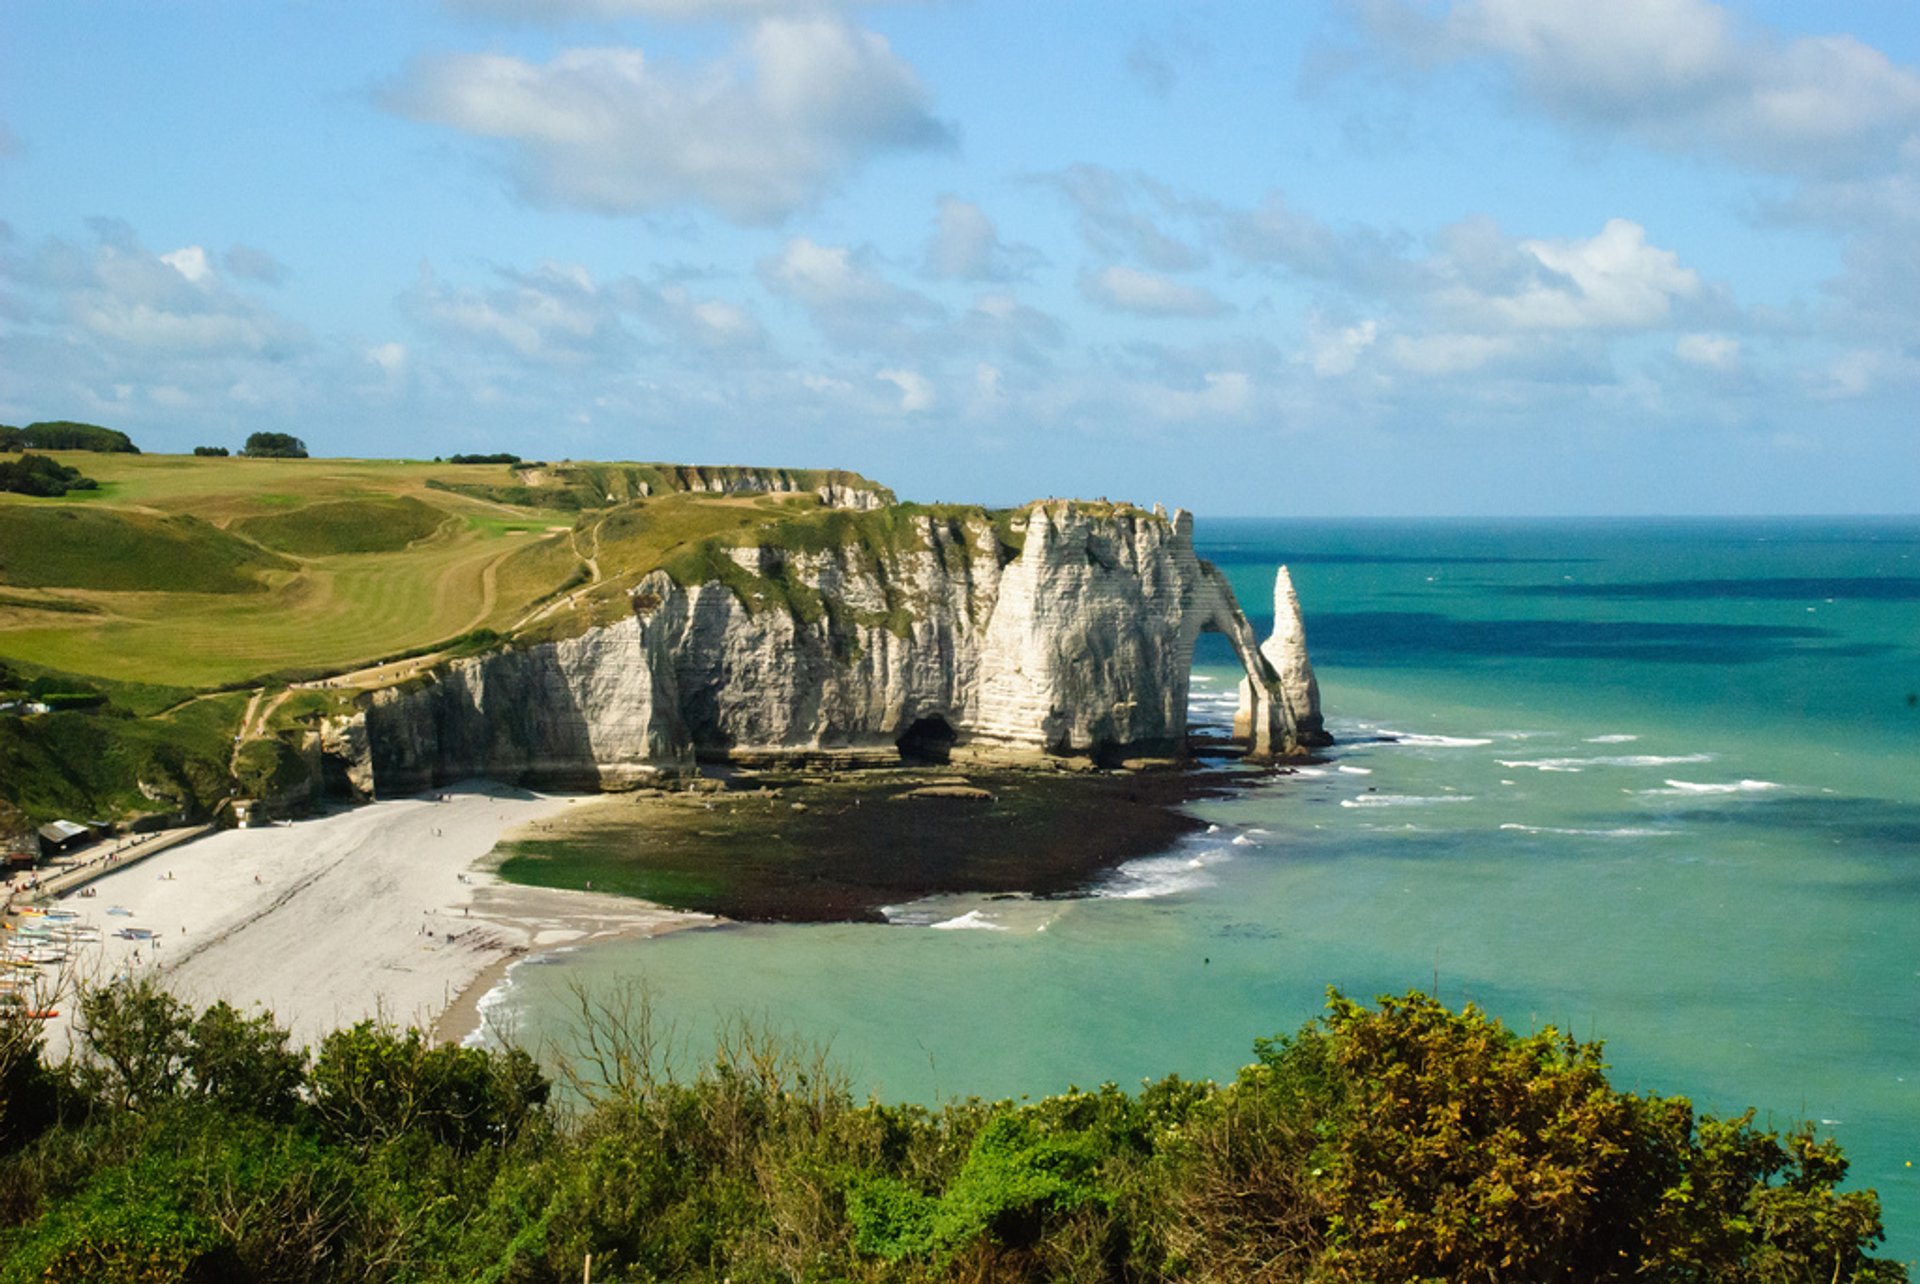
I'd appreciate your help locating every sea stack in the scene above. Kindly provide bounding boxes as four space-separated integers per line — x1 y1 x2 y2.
1262 566 1330 747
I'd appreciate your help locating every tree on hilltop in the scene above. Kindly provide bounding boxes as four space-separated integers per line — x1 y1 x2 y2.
0 421 139 453
241 432 308 459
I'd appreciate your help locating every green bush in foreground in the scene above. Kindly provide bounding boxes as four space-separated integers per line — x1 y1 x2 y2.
0 981 1903 1282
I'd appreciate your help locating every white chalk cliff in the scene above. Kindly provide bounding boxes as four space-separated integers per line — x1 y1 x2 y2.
348 501 1325 795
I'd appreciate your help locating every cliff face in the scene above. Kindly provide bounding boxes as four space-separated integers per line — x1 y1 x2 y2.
351 502 1320 795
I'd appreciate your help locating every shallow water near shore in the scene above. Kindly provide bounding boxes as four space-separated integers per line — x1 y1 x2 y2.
483 517 1920 1260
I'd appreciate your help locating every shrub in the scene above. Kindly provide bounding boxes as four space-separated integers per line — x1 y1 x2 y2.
186 1002 305 1123
0 452 97 497
191 446 229 457
308 1021 550 1153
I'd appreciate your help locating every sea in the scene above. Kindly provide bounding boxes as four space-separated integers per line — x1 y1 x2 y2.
479 517 1920 1260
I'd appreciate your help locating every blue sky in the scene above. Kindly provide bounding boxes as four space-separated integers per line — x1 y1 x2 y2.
3 0 1917 515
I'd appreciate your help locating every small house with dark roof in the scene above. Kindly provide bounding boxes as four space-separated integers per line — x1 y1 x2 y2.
34 819 95 855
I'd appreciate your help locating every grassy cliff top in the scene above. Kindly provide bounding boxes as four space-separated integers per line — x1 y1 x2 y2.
0 452 905 694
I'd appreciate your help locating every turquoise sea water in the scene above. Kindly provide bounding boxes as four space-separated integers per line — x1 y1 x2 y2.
484 518 1920 1260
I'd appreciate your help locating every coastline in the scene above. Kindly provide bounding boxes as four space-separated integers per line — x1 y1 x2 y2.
32 783 714 1056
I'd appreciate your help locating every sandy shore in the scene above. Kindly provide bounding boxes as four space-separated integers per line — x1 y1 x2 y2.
34 783 712 1056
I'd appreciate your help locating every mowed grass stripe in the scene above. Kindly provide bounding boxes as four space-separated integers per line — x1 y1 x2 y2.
0 525 559 686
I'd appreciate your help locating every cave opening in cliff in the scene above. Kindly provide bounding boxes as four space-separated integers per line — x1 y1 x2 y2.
1190 626 1249 760
896 715 957 764
319 752 360 800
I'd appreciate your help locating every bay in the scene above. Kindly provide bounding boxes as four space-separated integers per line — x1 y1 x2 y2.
482 517 1920 1259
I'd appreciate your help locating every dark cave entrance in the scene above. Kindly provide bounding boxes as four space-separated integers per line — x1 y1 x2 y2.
896 715 957 764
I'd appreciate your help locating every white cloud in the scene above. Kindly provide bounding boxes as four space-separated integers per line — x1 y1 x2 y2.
401 262 632 364
1389 332 1518 375
1044 164 1207 272
875 367 934 412
1674 332 1740 370
1495 218 1700 329
1368 0 1920 177
389 17 949 224
925 195 1043 281
1081 264 1228 317
2 228 309 360
160 245 215 285
367 341 410 373
1306 316 1378 376
1140 370 1252 421
1221 191 1422 293
763 237 895 309
759 236 941 348
973 362 1003 401
653 285 768 351
1815 347 1920 400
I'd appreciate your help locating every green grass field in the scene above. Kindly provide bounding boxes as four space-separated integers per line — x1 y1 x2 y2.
0 452 894 692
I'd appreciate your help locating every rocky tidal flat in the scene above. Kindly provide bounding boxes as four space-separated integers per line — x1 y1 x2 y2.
492 761 1255 922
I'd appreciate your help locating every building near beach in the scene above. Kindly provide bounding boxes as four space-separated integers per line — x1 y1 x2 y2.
33 819 96 855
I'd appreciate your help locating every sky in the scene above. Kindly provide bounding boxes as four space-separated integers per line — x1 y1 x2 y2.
2 0 1917 516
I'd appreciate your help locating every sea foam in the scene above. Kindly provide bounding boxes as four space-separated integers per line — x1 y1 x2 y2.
1499 754 1714 771
1647 779 1785 796
929 911 1008 932
1340 794 1476 808
1093 846 1231 900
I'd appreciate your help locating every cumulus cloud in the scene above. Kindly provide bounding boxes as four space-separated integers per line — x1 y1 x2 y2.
1139 370 1253 421
1363 0 1920 178
1388 332 1520 376
401 261 636 365
924 196 1043 281
1041 164 1206 271
875 367 934 411
1 225 308 360
1814 347 1920 400
1306 315 1379 376
0 221 327 438
367 341 409 374
1221 191 1422 293
1674 332 1741 370
955 291 1064 366
1080 264 1229 317
387 17 950 224
1483 218 1700 330
759 236 941 347
655 286 768 351
400 258 774 368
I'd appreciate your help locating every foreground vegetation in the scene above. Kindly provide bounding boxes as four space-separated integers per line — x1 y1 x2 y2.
0 981 1901 1282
